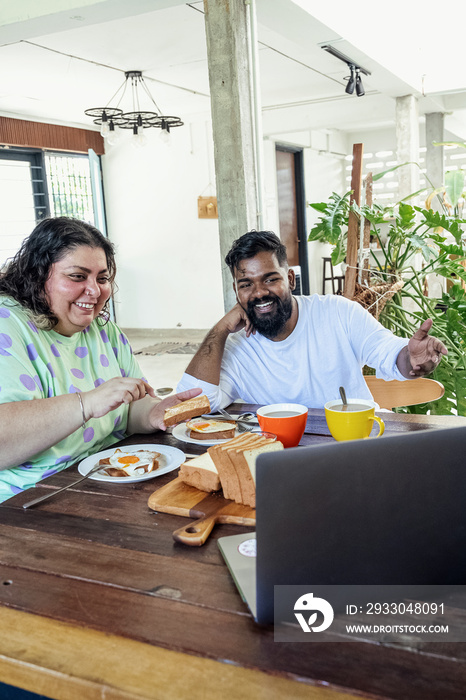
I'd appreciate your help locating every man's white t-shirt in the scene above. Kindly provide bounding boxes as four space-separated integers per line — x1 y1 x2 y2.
177 294 408 411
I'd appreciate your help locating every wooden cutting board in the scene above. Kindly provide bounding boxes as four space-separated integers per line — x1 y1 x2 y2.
147 476 255 546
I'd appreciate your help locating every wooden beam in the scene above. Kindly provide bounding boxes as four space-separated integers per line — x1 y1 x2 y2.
344 143 363 298
361 172 373 285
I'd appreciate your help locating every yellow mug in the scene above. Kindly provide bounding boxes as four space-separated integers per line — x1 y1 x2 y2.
324 399 385 441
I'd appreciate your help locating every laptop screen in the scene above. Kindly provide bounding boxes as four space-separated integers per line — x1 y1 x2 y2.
254 426 466 624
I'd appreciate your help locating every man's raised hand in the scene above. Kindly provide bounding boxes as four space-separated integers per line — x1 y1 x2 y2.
407 319 448 377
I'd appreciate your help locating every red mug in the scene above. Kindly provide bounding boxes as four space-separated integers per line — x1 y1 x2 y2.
256 403 308 448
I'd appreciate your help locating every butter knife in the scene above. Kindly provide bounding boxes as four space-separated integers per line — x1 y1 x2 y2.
22 462 108 510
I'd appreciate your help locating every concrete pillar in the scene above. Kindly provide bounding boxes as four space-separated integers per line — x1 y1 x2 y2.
425 113 444 191
204 0 262 312
396 95 419 200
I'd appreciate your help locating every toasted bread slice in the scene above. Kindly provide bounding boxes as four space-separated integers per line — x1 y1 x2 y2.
99 449 160 477
234 441 284 507
228 435 274 504
164 395 210 427
187 418 236 441
216 433 267 502
208 433 254 500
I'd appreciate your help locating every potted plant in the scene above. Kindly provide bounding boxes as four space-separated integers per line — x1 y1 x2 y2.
308 171 466 415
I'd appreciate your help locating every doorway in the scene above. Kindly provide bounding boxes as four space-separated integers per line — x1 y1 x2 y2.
275 146 309 295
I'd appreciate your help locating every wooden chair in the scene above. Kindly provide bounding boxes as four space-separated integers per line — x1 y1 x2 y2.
364 376 445 410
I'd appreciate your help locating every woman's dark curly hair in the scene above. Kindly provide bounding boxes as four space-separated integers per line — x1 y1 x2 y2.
0 217 116 330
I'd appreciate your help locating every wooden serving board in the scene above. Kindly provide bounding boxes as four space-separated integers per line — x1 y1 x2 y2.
147 476 255 546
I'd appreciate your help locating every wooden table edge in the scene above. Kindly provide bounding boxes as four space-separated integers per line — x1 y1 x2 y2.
0 607 371 700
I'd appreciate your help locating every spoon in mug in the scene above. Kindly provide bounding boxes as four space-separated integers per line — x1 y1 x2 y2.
339 386 348 411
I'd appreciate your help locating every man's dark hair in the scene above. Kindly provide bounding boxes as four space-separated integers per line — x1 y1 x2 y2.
225 231 288 273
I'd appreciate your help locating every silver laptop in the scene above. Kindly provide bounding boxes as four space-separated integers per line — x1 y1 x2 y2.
218 425 466 624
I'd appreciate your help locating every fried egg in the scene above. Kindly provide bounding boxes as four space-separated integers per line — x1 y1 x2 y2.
186 419 236 434
102 449 160 477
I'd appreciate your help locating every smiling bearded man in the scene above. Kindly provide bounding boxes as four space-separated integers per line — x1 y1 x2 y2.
245 288 293 339
177 231 448 411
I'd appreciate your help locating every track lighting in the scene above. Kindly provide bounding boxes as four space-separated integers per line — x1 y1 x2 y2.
321 45 371 98
345 66 355 95
355 69 365 97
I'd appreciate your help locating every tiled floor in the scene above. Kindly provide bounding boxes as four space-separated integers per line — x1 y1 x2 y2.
123 328 208 396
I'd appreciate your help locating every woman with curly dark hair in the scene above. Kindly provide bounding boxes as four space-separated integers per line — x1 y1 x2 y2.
0 217 199 502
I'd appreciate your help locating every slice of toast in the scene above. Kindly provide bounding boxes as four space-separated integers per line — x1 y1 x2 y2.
164 395 211 427
179 452 220 492
208 433 254 500
220 434 266 502
234 441 284 507
228 436 274 505
214 433 269 502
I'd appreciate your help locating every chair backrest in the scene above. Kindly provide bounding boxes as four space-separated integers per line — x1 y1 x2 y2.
364 376 445 410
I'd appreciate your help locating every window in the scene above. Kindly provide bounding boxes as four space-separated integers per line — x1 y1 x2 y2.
0 148 98 266
45 153 95 222
0 149 48 265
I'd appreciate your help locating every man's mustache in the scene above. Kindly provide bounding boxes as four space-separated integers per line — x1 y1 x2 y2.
248 295 278 310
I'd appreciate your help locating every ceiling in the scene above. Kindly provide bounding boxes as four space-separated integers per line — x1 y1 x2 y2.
1 0 465 141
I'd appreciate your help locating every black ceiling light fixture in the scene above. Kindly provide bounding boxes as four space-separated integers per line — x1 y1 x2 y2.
355 68 365 97
345 65 356 95
85 70 183 146
321 45 371 98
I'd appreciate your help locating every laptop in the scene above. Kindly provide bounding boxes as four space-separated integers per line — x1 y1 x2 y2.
218 425 466 624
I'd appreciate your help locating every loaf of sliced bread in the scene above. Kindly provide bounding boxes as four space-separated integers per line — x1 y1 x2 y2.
228 435 274 502
179 432 284 506
186 418 236 441
233 441 284 507
207 433 253 501
179 452 220 492
206 433 283 506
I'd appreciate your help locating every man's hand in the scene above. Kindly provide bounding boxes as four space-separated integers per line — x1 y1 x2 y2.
218 303 254 337
404 319 448 377
184 305 254 385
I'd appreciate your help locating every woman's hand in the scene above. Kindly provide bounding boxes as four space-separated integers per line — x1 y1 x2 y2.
81 377 157 420
147 387 203 431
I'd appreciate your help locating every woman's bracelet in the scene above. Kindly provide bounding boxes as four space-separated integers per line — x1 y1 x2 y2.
76 392 86 429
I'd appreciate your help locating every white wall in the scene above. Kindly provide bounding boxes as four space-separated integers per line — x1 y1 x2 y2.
102 119 225 329
266 130 348 294
262 138 280 233
266 128 348 295
303 144 347 295
102 120 402 329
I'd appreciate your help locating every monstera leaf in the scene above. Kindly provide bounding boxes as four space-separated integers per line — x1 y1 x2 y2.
444 170 465 209
308 192 352 246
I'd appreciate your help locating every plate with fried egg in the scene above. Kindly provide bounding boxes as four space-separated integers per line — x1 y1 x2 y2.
171 415 259 446
78 444 186 483
171 419 239 446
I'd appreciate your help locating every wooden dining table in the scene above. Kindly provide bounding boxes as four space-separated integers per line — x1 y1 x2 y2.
1 405 466 700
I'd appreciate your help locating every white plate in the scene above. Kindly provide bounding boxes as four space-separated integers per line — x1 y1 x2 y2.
171 415 258 447
171 422 240 446
78 444 186 483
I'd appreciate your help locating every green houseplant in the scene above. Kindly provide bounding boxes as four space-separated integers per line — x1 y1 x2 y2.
308 171 466 415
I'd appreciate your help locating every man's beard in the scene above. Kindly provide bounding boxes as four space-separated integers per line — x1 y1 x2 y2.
246 293 293 339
